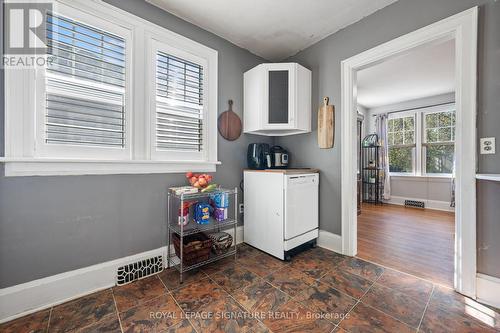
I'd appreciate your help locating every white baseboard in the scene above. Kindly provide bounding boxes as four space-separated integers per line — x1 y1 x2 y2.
0 226 244 323
386 195 455 212
476 273 500 309
317 230 342 253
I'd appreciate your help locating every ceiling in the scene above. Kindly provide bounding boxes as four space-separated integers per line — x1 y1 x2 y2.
357 39 456 109
147 0 398 61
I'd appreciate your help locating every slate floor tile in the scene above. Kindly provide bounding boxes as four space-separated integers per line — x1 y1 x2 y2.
172 278 227 312
232 279 290 313
420 302 498 333
428 285 500 330
320 269 373 299
76 314 121 333
211 265 261 293
187 296 269 333
49 289 116 332
265 266 316 297
336 257 384 281
262 299 335 333
293 280 357 324
202 257 238 275
158 268 208 290
119 294 183 332
376 268 433 303
112 275 167 312
0 310 50 333
339 302 415 333
289 257 330 279
361 283 427 328
237 253 286 277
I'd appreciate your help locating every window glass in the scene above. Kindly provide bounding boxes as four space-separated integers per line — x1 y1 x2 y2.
45 13 126 148
389 147 414 173
424 110 455 174
426 145 454 174
156 52 203 152
388 115 415 173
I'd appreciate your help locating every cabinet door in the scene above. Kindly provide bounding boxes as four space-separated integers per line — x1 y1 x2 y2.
263 64 296 129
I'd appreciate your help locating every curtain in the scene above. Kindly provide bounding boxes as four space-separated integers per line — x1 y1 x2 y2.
376 114 391 200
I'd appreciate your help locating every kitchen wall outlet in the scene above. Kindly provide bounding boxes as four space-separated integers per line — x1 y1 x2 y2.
480 137 496 154
239 203 244 214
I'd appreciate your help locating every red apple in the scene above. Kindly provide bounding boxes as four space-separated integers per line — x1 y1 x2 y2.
186 172 193 179
198 178 207 186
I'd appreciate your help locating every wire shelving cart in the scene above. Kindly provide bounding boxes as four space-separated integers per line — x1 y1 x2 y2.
167 187 238 283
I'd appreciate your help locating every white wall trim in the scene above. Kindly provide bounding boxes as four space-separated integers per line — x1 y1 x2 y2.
386 196 455 212
341 7 478 298
1 158 220 177
0 226 244 323
476 273 500 309
317 230 343 253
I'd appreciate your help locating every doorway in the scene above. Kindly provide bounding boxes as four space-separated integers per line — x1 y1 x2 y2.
340 8 478 297
355 39 456 287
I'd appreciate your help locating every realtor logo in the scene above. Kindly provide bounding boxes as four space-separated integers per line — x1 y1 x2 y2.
4 2 52 54
3 2 53 68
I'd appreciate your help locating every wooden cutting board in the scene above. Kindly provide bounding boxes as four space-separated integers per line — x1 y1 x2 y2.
218 100 242 141
318 97 334 148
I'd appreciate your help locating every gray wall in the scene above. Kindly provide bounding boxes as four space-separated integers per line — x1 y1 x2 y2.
275 0 500 276
389 177 452 203
0 0 270 288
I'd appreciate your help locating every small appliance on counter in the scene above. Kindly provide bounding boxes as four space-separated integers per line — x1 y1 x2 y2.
270 145 289 169
247 143 271 169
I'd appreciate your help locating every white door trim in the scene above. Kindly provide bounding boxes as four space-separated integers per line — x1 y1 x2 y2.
340 7 478 298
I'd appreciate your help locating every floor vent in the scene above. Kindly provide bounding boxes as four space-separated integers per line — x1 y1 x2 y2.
404 200 425 209
116 255 163 286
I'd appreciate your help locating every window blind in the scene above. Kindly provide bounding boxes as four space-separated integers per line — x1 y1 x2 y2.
45 13 126 147
156 52 203 152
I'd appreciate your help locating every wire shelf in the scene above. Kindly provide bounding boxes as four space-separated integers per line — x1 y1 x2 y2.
168 187 237 200
169 217 237 236
168 247 237 273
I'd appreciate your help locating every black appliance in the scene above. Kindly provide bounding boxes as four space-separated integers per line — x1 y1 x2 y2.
247 143 271 169
270 145 289 169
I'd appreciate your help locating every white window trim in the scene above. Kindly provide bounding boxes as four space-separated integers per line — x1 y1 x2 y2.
2 0 219 176
387 103 455 177
34 2 133 160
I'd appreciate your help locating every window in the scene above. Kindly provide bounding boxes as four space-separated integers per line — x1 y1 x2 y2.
424 111 455 174
45 13 127 149
3 0 218 176
386 106 455 177
155 51 203 155
388 116 415 173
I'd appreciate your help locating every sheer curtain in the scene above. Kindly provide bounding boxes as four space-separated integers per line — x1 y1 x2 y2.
376 114 391 200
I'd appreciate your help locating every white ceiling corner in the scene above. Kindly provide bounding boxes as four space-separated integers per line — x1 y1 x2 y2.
146 0 398 61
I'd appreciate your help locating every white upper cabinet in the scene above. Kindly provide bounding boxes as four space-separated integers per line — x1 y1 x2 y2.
244 63 311 136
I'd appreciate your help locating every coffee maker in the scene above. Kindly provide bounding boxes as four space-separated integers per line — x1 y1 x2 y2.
270 145 289 169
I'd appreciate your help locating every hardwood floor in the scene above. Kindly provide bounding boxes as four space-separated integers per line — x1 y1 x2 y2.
357 203 454 287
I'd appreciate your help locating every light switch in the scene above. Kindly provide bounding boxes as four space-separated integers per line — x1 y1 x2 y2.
480 137 495 154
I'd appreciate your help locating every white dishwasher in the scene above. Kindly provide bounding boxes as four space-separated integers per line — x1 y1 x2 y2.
244 170 319 260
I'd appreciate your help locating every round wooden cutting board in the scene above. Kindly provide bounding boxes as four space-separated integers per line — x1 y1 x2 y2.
218 100 242 141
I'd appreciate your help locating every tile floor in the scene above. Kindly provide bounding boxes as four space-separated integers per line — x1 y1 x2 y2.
1 244 499 333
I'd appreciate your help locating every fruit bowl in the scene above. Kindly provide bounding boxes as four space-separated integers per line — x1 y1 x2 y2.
185 172 214 190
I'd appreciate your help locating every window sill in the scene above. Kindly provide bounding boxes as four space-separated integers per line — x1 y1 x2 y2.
0 158 221 177
389 174 453 182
